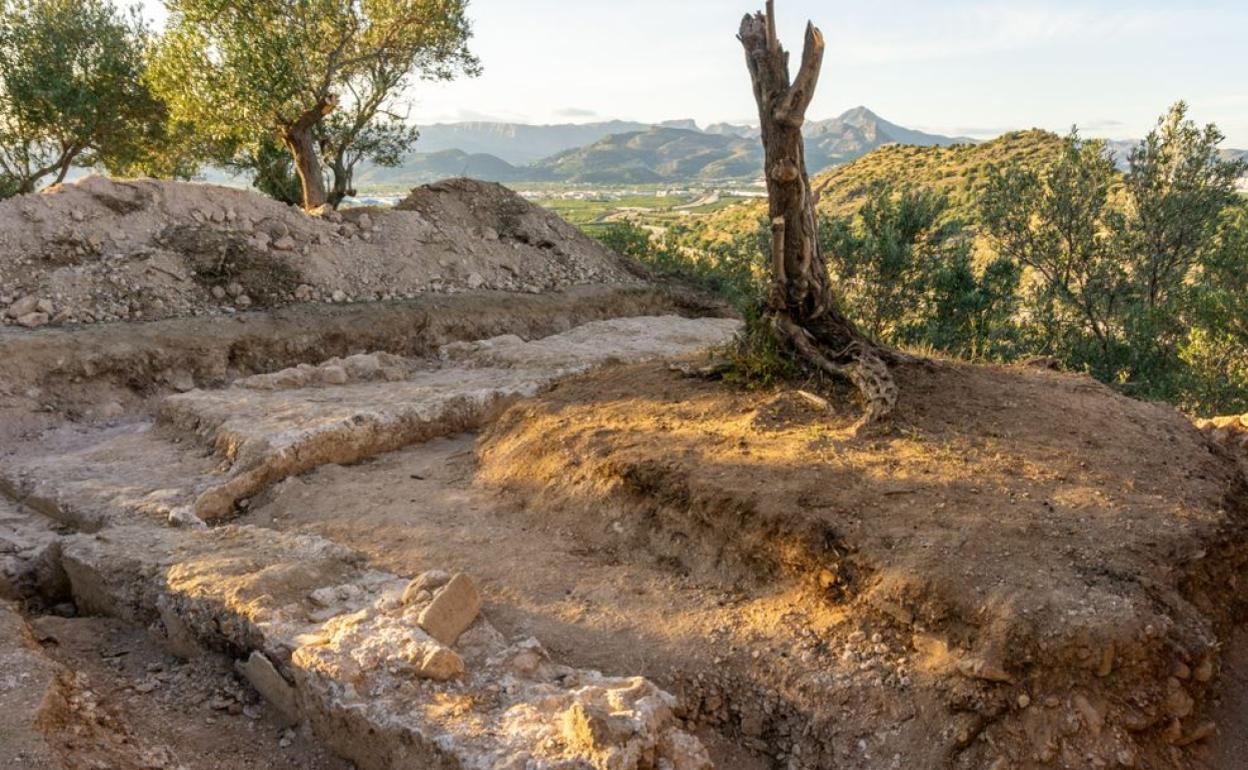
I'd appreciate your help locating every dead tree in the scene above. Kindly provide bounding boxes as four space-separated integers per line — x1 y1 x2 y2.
739 1 898 426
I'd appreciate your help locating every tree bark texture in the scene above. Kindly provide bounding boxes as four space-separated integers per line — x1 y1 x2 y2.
739 1 898 425
282 98 336 210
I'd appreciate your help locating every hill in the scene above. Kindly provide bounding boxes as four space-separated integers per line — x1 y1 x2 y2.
707 128 1066 236
412 120 657 165
385 108 971 187
804 106 975 168
530 127 761 184
352 149 535 188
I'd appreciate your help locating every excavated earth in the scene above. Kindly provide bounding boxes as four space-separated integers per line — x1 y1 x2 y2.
2 176 1248 770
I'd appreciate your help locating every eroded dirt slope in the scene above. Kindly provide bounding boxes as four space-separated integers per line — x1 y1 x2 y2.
476 358 1248 769
0 176 646 328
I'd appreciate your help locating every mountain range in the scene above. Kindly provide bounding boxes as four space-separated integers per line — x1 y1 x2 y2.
352 107 1247 191
354 107 977 189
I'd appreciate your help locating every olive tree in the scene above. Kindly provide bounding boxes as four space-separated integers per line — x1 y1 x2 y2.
739 1 898 426
153 0 479 209
0 0 161 196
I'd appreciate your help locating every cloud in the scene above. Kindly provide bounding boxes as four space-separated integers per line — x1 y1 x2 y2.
555 107 599 118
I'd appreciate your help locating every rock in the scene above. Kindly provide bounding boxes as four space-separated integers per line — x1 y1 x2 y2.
342 353 381 380
1175 720 1217 747
319 365 348 385
1194 658 1214 683
1163 677 1194 719
16 312 48 328
563 702 636 753
235 294 252 309
403 570 451 605
331 290 347 303
294 284 315 301
466 272 486 289
956 655 1013 684
6 295 39 318
159 601 203 658
357 213 372 230
236 651 300 726
1017 693 1031 709
1073 693 1103 735
273 236 297 251
226 282 244 297
211 286 227 299
34 298 53 314
417 645 465 681
167 506 206 529
417 573 481 646
167 370 195 392
659 731 714 770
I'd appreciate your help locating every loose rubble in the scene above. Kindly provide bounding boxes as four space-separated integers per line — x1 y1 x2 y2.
0 176 647 329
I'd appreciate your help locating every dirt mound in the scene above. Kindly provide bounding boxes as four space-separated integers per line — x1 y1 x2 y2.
477 358 1248 769
0 176 647 328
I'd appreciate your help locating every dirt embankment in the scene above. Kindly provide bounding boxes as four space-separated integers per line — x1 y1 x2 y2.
0 284 727 444
477 358 1248 769
0 176 647 329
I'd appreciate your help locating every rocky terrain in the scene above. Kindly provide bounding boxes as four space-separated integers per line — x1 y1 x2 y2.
1 176 1246 770
0 175 645 329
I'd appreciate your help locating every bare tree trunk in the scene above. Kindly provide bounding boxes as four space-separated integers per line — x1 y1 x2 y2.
738 1 898 426
327 150 355 209
283 125 328 210
281 99 337 210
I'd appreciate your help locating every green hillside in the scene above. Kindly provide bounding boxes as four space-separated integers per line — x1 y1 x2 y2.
706 129 1065 237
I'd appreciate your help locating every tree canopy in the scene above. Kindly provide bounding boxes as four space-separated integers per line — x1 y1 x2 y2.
0 0 163 196
151 0 480 209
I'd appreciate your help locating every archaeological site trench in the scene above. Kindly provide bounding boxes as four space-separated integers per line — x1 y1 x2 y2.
3 177 1248 770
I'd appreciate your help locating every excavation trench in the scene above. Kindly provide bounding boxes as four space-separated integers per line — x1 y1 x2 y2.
5 281 1248 769
1 311 750 770
471 360 1248 770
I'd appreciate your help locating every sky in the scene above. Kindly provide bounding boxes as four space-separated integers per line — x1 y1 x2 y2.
139 0 1248 146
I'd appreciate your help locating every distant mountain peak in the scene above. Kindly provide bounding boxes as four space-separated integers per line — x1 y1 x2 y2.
366 109 975 188
659 119 701 131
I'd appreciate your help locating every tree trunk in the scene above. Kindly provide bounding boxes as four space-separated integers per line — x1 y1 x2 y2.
327 150 354 209
738 1 898 426
283 124 328 210
281 98 337 210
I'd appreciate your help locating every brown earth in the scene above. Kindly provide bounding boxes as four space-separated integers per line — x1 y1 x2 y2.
0 176 646 328
474 358 1248 769
2 177 1248 770
26 613 350 770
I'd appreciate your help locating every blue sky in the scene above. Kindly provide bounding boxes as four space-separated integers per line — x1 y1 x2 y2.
140 1 1248 145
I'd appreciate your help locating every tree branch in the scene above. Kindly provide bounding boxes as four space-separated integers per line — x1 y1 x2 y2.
774 22 824 126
